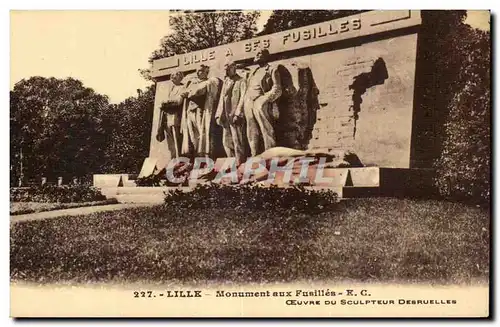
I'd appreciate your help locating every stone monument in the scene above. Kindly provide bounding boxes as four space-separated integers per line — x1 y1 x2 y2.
146 10 422 170
97 10 437 201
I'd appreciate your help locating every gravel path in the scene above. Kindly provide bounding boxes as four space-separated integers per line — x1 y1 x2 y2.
10 203 154 223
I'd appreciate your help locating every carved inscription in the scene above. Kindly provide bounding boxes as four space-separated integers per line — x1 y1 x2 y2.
180 18 361 67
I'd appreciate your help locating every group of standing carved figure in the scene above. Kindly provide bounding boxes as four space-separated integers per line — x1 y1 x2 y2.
156 48 283 165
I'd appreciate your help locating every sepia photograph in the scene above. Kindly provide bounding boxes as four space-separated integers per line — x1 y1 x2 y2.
9 8 491 318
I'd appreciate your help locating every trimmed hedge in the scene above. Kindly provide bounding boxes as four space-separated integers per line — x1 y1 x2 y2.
10 185 107 203
426 12 491 204
413 11 490 205
164 183 339 214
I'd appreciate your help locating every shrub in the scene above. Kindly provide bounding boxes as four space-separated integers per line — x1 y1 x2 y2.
135 173 164 187
432 17 491 205
10 184 107 203
164 183 339 214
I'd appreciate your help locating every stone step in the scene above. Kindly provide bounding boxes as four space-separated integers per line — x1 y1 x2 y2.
122 180 137 187
349 167 380 187
98 168 427 204
96 168 436 203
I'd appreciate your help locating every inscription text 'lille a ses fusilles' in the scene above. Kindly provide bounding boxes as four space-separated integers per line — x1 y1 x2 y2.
182 18 362 66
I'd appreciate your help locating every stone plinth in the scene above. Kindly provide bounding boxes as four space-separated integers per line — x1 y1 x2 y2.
94 167 436 203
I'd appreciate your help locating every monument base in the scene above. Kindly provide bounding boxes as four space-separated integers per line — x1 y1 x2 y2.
93 168 436 204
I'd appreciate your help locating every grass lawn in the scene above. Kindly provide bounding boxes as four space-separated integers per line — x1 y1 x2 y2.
10 198 490 285
10 199 119 215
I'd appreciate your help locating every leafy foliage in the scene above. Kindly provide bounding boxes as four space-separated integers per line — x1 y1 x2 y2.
258 10 366 35
10 76 155 180
102 85 155 173
433 24 490 204
10 185 106 203
148 10 260 63
135 172 164 187
164 183 339 214
10 77 109 181
413 11 491 204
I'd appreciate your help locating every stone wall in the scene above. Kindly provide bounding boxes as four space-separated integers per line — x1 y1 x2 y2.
305 33 418 167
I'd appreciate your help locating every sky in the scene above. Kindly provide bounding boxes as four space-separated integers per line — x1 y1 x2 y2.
10 10 272 104
10 10 487 104
11 11 170 103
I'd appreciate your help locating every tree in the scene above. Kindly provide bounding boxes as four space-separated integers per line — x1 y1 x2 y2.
402 10 490 204
430 13 490 204
410 11 468 168
10 77 110 182
143 10 259 75
258 10 366 35
101 85 155 173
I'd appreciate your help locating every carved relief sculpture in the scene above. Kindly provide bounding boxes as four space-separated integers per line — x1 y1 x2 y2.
180 64 222 157
243 48 283 156
215 59 248 165
156 71 187 159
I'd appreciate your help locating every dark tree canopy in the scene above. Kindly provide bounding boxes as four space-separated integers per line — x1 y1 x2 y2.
424 11 490 204
10 77 155 184
102 85 155 174
149 10 260 62
10 77 110 181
